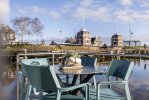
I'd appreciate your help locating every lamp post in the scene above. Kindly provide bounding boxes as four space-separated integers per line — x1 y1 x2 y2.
129 16 133 46
129 31 133 46
60 30 61 45
129 32 133 46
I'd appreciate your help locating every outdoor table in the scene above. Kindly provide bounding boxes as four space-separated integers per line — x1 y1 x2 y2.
54 65 106 95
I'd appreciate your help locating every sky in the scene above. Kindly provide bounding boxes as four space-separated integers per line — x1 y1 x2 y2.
1 0 149 45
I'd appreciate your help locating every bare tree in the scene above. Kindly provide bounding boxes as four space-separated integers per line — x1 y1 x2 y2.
12 17 44 44
31 17 44 44
12 17 31 43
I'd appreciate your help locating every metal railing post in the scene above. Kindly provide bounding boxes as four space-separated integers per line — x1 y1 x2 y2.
24 49 27 59
52 53 55 67
16 54 20 100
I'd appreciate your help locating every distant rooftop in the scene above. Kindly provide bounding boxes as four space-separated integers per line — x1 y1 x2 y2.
112 33 122 38
80 28 88 31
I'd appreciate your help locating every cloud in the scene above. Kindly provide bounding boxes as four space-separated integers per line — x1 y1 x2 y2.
79 0 93 8
141 0 149 7
113 9 132 22
108 5 149 24
59 0 149 24
48 10 60 19
15 0 149 24
60 0 134 22
17 8 28 14
30 6 46 13
121 0 133 6
17 6 46 14
90 7 111 21
17 6 60 19
62 0 111 22
0 0 10 23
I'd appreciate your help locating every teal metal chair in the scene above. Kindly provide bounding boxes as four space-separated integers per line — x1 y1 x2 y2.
81 57 97 87
20 58 50 100
21 58 90 100
81 57 97 66
95 60 134 100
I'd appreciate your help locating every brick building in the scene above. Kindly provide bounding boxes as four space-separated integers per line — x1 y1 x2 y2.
111 33 123 47
91 36 101 47
0 24 16 45
76 28 91 46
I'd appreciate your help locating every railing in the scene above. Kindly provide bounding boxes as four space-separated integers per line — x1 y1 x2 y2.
16 52 149 100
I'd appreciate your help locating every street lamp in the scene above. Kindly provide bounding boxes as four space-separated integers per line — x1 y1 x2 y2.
60 30 62 45
129 16 133 46
129 31 133 46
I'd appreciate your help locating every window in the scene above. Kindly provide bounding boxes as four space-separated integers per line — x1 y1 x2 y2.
7 34 10 39
10 34 14 39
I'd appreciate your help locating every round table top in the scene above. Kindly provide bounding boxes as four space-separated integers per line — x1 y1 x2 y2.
54 65 106 75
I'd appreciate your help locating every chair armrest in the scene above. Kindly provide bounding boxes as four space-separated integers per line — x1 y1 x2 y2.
94 71 107 75
98 80 127 86
60 83 91 92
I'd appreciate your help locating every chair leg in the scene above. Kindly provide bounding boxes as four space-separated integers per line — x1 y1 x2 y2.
56 90 61 100
106 76 111 88
85 85 90 100
25 84 32 100
93 76 97 89
125 83 131 100
20 76 25 100
97 84 100 100
66 75 69 86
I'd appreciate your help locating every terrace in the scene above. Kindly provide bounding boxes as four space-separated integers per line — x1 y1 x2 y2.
1 52 149 100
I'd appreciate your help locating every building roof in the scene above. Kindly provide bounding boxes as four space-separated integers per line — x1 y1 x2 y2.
77 28 90 36
112 33 122 38
0 24 15 34
91 37 100 44
80 28 88 31
91 37 96 43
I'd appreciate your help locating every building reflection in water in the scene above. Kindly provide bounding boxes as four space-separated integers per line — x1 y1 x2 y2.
144 63 147 70
144 60 147 70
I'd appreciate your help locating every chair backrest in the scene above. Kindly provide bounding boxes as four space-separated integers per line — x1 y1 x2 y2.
21 58 50 76
107 60 134 80
21 58 61 92
81 57 97 66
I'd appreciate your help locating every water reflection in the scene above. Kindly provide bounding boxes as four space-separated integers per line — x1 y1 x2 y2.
144 60 147 70
0 64 16 100
97 58 149 100
128 59 149 100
